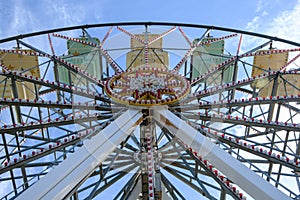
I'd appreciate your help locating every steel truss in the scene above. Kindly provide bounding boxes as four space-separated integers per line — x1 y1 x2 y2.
0 22 299 200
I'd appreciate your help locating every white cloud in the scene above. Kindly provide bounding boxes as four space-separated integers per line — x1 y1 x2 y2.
0 0 106 40
243 0 300 71
246 0 300 42
246 16 260 31
267 2 300 42
261 11 268 17
256 0 263 12
44 1 82 28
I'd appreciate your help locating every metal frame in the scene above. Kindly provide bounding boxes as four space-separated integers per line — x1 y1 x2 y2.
0 22 299 200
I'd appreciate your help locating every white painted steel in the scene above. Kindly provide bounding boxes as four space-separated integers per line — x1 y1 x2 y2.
128 177 142 199
153 106 291 200
16 108 143 200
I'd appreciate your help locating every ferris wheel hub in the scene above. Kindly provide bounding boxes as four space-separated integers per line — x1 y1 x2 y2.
105 66 190 106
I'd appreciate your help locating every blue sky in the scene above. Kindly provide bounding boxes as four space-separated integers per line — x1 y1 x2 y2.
0 0 300 199
0 0 300 41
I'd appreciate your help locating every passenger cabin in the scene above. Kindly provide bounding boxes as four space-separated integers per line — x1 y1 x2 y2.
0 50 40 99
58 37 101 85
126 34 169 69
191 37 234 86
251 50 299 96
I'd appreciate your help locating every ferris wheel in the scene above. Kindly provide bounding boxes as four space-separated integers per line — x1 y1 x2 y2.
0 22 300 200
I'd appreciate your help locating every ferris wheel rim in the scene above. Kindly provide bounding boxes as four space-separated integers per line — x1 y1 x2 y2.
0 22 300 199
1 21 300 48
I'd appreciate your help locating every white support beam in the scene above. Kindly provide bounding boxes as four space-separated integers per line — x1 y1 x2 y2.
153 106 291 200
129 177 142 199
16 108 143 200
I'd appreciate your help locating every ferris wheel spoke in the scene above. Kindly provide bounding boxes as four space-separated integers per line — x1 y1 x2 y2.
178 27 192 47
154 106 291 199
161 132 217 199
190 48 300 90
0 121 111 177
117 26 146 45
192 73 276 100
126 48 145 70
73 164 138 198
112 172 141 200
196 125 300 172
160 172 186 200
244 40 273 56
81 29 100 46
172 33 238 72
148 26 177 45
161 124 256 199
16 39 49 57
187 121 300 193
101 26 114 45
82 147 137 199
221 143 299 197
14 108 143 200
52 33 123 74
16 39 105 87
0 69 109 103
185 72 300 106
86 164 140 199
77 152 140 198
161 165 218 200
0 97 115 111
0 135 81 174
162 157 243 200
172 93 300 112
0 112 112 134
1 127 81 161
76 144 140 199
2 22 300 199
53 55 106 87
182 111 300 132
